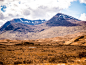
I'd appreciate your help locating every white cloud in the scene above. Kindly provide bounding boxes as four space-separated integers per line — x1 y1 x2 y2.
0 12 4 19
57 0 77 9
0 0 77 27
0 20 4 27
79 0 86 4
79 13 86 21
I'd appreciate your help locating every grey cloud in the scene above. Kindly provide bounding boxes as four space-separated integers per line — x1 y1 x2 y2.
32 8 46 18
23 9 30 15
0 0 4 1
38 6 47 9
0 13 4 19
38 6 62 12
9 14 13 17
30 6 62 20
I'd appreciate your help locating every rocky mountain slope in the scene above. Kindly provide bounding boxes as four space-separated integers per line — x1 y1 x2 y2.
0 18 46 32
0 13 86 40
45 13 80 26
34 31 86 46
0 31 86 46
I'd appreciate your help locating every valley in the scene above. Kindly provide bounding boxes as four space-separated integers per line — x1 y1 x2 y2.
0 31 86 65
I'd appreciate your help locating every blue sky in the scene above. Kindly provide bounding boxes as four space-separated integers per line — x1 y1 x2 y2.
62 0 86 19
0 0 86 27
1 5 7 12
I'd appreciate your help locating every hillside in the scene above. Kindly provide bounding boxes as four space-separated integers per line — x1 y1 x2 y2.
0 18 46 32
0 13 86 40
0 31 86 64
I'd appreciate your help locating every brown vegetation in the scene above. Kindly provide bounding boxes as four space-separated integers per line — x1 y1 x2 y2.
0 32 86 65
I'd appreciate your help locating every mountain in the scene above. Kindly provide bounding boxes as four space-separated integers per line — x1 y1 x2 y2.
11 18 46 25
0 13 86 40
44 13 85 26
0 18 46 32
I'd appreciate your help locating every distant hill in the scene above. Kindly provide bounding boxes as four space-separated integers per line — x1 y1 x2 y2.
34 31 86 46
0 18 46 32
0 13 86 40
44 13 86 26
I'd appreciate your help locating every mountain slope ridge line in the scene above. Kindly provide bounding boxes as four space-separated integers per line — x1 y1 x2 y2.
0 13 86 40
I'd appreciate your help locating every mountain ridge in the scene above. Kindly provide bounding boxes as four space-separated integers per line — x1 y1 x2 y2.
0 18 46 32
0 13 86 40
45 13 82 26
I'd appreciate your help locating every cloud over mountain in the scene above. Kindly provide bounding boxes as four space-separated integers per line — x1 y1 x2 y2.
0 0 86 27
80 13 86 21
0 0 77 27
